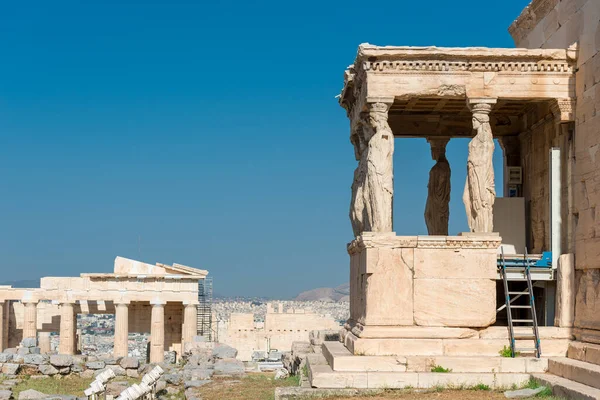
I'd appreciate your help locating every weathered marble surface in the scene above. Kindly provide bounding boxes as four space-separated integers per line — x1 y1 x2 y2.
424 139 450 235
555 253 576 328
463 99 496 233
350 102 394 237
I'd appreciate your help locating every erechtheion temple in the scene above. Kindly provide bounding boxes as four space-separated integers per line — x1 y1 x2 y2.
307 0 600 393
0 257 207 364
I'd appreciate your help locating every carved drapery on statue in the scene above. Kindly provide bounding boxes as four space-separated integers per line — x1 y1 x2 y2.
425 138 451 235
463 99 497 233
350 102 394 237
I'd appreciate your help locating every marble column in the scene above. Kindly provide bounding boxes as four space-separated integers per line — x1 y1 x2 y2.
425 138 451 235
182 303 197 348
114 302 129 358
0 301 4 352
150 302 165 364
39 332 52 354
59 302 76 355
23 301 38 343
350 100 394 236
463 98 497 233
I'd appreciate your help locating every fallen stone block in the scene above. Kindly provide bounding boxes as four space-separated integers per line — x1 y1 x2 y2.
184 388 201 400
2 364 20 375
162 373 183 385
213 359 245 376
183 368 214 381
105 365 127 376
85 361 105 370
99 357 118 365
3 349 17 355
0 354 13 363
18 389 46 400
20 338 37 348
274 368 289 380
58 367 70 375
17 348 30 356
184 380 211 389
50 355 73 367
37 364 59 376
212 344 237 360
106 382 128 396
504 387 547 398
0 390 11 400
119 357 139 370
126 369 139 378
23 354 46 365
79 370 95 379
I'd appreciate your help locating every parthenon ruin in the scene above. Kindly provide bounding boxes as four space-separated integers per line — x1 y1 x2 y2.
0 257 207 364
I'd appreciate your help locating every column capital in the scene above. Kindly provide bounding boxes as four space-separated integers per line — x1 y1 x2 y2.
550 98 575 123
113 300 130 306
467 98 497 114
183 301 199 307
150 300 166 306
365 97 394 108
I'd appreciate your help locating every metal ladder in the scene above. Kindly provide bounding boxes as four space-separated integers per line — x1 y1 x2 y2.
499 248 541 358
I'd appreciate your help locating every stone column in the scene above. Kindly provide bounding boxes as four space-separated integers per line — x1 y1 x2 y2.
38 332 52 354
424 138 451 235
113 302 129 358
150 302 165 364
22 301 38 343
463 98 497 233
2 302 7 351
59 302 76 355
0 301 4 352
183 303 197 348
350 99 394 236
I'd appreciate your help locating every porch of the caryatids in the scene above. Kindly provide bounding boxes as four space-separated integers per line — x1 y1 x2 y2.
349 100 394 237
425 138 451 235
463 98 497 233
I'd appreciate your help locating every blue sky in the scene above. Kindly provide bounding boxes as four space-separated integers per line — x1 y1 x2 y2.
0 1 531 298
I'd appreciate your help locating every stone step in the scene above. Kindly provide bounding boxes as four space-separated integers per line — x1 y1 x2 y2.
531 373 600 400
568 341 600 366
309 358 530 389
548 357 600 390
323 341 548 373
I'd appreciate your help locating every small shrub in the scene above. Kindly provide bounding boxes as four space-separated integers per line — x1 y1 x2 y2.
473 383 491 391
433 385 445 392
430 365 452 373
499 345 519 357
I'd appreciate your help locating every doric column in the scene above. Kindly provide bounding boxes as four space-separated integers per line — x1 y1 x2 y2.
424 138 451 235
22 301 38 343
349 99 395 236
463 98 497 233
113 302 129 358
59 302 76 355
150 302 165 364
182 303 198 348
38 332 52 354
0 301 4 352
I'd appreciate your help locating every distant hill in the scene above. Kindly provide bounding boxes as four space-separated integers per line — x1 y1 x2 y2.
295 283 349 302
0 279 40 288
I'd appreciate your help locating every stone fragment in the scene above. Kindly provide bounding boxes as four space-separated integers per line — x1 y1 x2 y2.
213 359 245 376
126 369 139 378
504 387 546 398
71 364 83 374
18 390 47 400
184 380 211 389
50 355 73 367
85 361 105 370
212 344 238 359
163 374 183 385
58 367 70 375
184 388 201 400
37 364 59 376
99 357 118 365
183 367 214 381
79 370 94 379
3 349 17 355
103 365 126 376
29 348 40 355
155 381 166 392
17 348 30 356
2 364 20 375
119 357 139 370
20 338 37 348
106 382 128 396
0 354 13 363
23 354 46 365
274 368 289 380
0 390 11 400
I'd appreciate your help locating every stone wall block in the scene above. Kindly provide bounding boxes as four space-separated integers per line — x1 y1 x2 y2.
574 269 600 332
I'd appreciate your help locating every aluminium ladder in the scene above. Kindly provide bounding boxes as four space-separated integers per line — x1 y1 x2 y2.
499 248 542 358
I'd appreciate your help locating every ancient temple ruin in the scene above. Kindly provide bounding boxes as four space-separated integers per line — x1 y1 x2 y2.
308 0 600 392
0 257 207 364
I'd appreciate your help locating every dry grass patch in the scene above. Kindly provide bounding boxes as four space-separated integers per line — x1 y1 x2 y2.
194 372 299 400
12 376 93 397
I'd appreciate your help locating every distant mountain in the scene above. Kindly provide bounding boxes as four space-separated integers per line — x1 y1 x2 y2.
0 279 40 288
295 283 349 302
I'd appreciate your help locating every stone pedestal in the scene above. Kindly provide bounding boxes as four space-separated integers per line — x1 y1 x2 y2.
183 303 198 347
59 302 77 355
23 301 38 343
114 302 129 357
346 233 501 356
150 303 165 363
39 332 52 354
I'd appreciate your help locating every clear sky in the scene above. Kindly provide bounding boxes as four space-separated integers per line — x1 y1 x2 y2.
0 0 531 298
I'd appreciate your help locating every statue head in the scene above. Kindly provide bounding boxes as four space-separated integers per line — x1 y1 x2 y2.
472 113 490 131
427 138 449 162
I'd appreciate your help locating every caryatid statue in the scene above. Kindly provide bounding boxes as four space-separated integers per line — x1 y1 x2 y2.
463 99 497 233
350 102 394 237
424 138 451 235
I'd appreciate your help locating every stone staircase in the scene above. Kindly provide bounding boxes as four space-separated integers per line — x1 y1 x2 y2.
532 342 600 399
308 341 542 389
